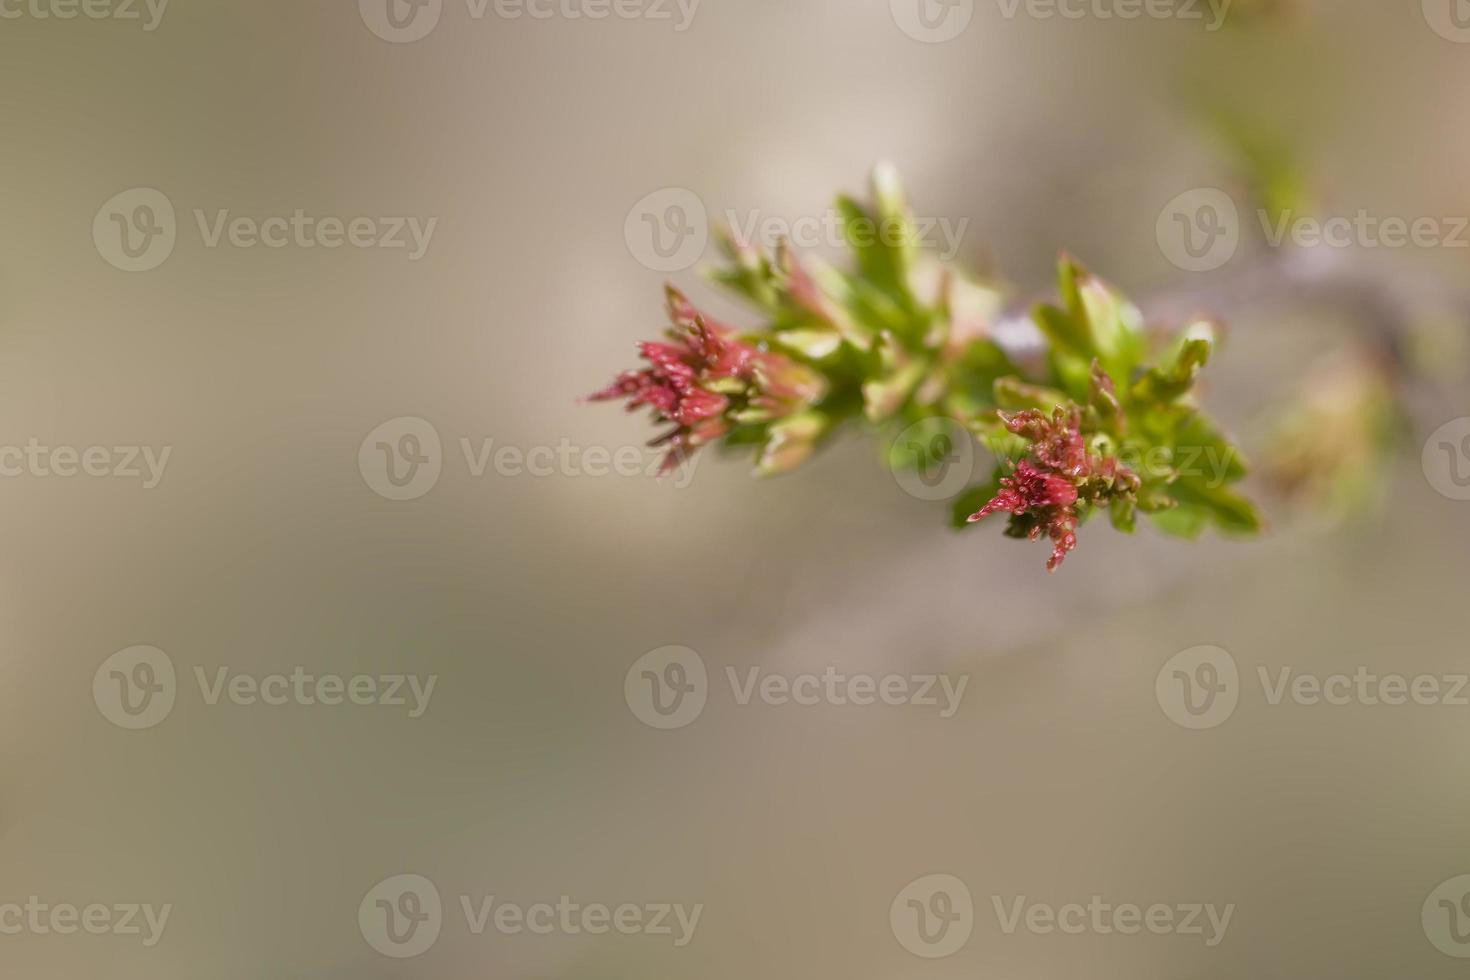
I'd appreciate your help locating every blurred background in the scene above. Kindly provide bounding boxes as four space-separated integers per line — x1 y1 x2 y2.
1 0 1469 976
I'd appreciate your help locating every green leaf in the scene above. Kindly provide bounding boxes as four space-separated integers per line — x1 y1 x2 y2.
863 360 927 423
1109 495 1137 533
1148 503 1209 539
1048 346 1095 403
773 329 844 359
1033 257 1148 388
1075 268 1147 383
838 268 919 337
1132 320 1218 408
1132 335 1213 405
870 161 919 280
1033 302 1091 357
1137 485 1180 513
708 227 780 312
1171 480 1264 535
775 243 873 350
837 195 909 300
755 411 829 476
1173 412 1249 484
946 339 1016 409
993 376 1071 413
1088 361 1123 432
862 333 928 422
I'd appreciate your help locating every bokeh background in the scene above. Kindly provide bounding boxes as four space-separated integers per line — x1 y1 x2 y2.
2 0 1469 976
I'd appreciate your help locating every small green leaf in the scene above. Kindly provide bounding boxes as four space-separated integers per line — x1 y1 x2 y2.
1109 495 1137 533
994 376 1071 413
863 360 927 423
1033 303 1091 357
837 195 913 303
775 243 873 350
1088 361 1123 430
755 411 829 476
1076 269 1147 382
1131 333 1214 405
1174 412 1249 484
1048 346 1095 403
870 161 919 278
1137 486 1180 513
708 227 781 312
1148 503 1209 539
946 340 1015 409
1172 480 1265 535
774 329 844 359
